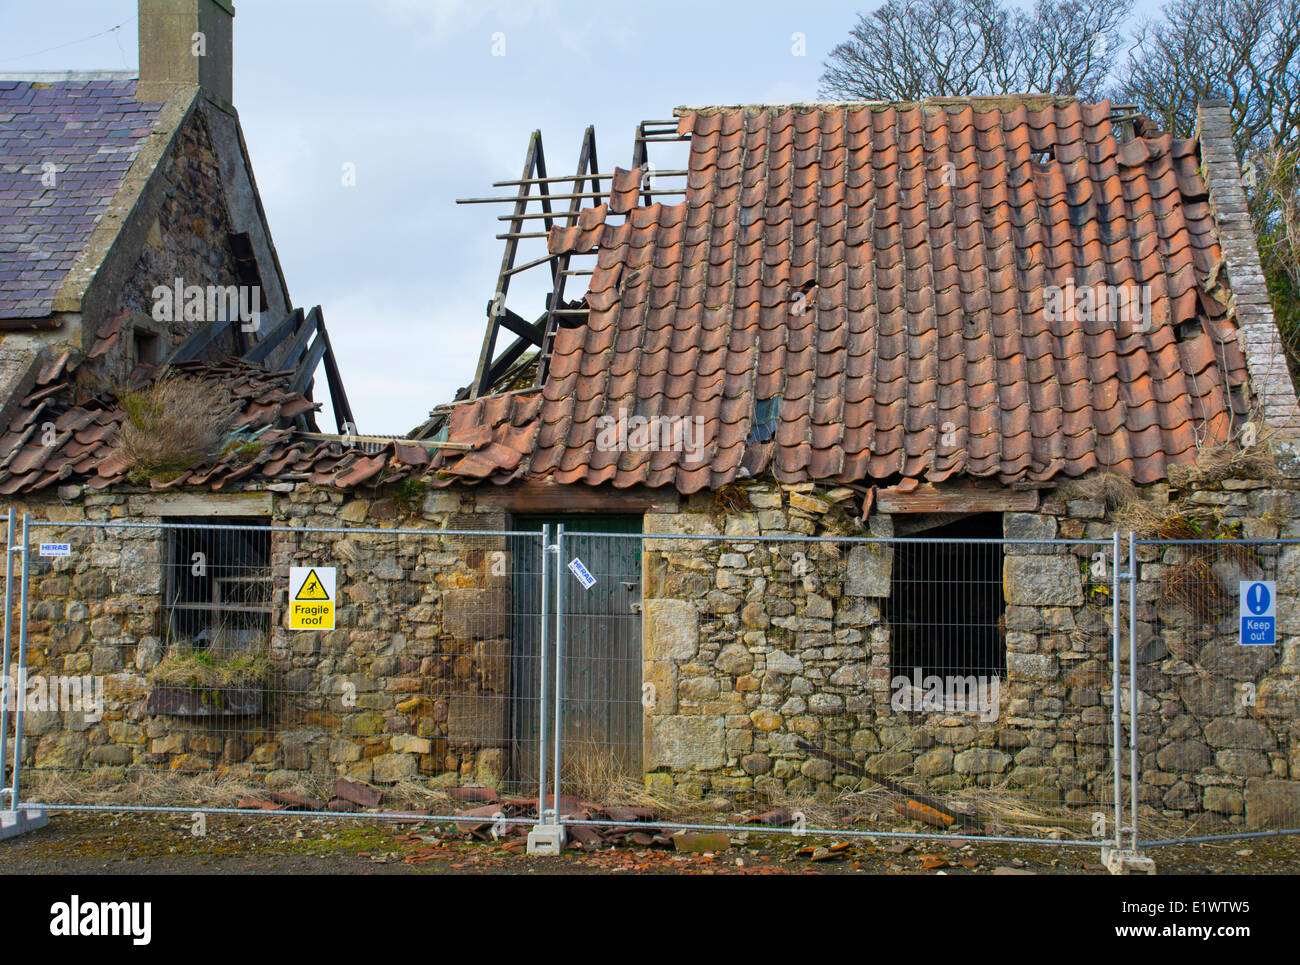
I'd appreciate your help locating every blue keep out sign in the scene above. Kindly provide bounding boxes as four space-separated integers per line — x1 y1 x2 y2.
1240 580 1276 645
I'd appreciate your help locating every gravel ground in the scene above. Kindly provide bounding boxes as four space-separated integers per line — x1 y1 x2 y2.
4 811 1299 874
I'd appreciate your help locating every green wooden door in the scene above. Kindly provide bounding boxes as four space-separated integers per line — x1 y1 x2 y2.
511 515 643 794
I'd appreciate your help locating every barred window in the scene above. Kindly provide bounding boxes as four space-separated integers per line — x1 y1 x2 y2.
887 512 1006 679
163 519 272 651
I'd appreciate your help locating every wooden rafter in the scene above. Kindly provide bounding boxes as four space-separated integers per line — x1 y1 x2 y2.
536 125 599 388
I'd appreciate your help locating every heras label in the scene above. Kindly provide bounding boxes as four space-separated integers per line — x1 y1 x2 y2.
290 566 336 630
568 557 596 590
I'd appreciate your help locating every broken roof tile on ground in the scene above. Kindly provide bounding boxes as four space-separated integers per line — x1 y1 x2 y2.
431 99 1251 492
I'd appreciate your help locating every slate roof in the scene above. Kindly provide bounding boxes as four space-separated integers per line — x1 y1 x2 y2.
429 99 1252 492
0 78 165 319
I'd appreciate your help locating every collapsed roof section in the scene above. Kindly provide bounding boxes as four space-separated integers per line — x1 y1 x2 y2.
0 307 356 495
421 97 1252 492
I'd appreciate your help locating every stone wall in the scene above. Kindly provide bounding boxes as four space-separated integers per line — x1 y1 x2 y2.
5 483 517 792
638 485 1115 813
634 472 1300 829
4 456 1300 828
81 107 247 389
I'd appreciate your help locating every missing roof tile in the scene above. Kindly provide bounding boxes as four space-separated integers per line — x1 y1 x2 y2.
747 395 782 445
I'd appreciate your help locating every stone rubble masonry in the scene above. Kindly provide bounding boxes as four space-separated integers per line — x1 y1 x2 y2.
2 453 1299 828
1196 101 1300 433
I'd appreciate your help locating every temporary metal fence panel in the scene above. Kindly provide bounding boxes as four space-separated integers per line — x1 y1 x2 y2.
1 509 19 810
553 529 1124 847
11 513 1293 851
1131 536 1300 847
5 517 548 830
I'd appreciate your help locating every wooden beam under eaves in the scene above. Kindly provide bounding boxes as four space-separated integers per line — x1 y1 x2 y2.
874 482 1040 514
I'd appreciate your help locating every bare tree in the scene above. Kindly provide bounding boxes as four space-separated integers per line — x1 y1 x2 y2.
1118 0 1300 370
821 0 1300 379
819 0 1131 101
1117 0 1300 152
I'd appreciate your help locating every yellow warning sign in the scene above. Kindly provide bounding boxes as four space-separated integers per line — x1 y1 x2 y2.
289 566 335 630
295 569 330 601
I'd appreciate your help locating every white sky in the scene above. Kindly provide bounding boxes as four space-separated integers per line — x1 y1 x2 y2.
1 0 1167 434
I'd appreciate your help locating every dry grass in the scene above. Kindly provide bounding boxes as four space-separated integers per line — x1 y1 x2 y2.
148 645 270 689
562 742 685 811
1064 470 1141 514
30 770 459 815
1169 421 1280 489
29 768 285 808
112 374 240 483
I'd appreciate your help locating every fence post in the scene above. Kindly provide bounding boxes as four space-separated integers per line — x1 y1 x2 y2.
537 524 551 822
1111 530 1122 851
527 524 566 855
10 514 29 808
0 507 13 804
552 523 566 826
1128 530 1139 851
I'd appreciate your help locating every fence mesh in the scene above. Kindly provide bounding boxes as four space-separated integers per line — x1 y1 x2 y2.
10 520 545 827
555 529 1122 846
4 515 1297 851
1132 537 1300 846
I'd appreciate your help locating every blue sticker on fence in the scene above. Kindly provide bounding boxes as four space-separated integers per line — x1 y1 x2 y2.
1240 580 1276 645
568 557 596 590
38 543 70 557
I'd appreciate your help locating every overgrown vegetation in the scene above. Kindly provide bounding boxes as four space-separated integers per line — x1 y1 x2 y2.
392 477 427 514
149 645 270 690
113 375 240 483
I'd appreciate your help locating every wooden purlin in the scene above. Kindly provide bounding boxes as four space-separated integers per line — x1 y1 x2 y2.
470 130 547 400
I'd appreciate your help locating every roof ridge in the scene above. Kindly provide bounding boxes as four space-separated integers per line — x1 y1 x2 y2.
0 71 137 82
675 95 1094 114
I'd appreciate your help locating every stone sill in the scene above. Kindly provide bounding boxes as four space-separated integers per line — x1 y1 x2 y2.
146 684 264 717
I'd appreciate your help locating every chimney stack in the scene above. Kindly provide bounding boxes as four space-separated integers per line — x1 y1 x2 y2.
136 0 234 105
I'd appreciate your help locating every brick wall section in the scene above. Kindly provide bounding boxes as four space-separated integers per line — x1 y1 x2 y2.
1196 100 1300 433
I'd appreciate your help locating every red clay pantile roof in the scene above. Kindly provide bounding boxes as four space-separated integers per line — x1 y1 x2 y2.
432 98 1250 492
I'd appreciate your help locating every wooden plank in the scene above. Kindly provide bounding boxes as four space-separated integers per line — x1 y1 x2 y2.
314 311 356 433
472 131 542 398
166 315 236 364
497 308 544 346
289 332 328 396
128 492 273 517
474 480 677 514
296 432 470 450
243 308 302 365
874 483 1039 514
281 306 321 371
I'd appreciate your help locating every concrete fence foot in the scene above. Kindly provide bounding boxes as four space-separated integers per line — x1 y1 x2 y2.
0 806 47 842
526 823 565 855
1101 846 1156 875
